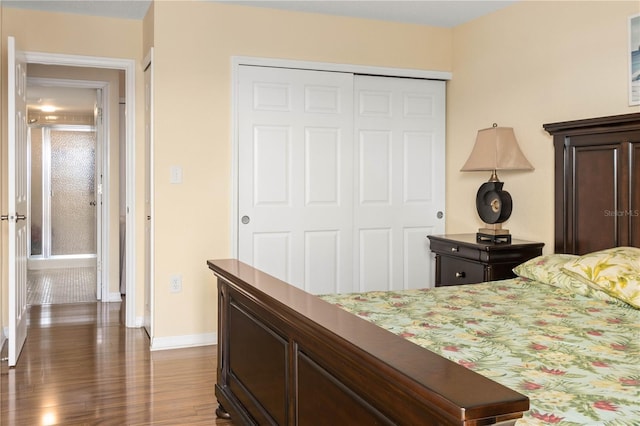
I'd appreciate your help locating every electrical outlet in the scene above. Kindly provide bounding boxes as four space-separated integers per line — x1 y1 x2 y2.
170 275 182 293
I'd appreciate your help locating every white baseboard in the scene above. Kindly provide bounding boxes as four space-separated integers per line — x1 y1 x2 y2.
106 292 122 302
150 332 217 351
2 318 215 353
134 316 144 328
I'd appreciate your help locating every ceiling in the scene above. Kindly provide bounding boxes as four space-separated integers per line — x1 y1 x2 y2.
27 84 96 117
4 0 517 27
3 0 153 20
216 1 517 27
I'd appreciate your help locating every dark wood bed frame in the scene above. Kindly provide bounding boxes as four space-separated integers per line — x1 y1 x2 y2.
207 113 640 425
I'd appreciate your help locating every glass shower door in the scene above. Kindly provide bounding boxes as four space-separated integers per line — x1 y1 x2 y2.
50 129 96 256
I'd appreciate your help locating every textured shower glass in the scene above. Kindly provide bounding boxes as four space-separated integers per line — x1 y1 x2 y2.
50 130 96 255
30 128 43 256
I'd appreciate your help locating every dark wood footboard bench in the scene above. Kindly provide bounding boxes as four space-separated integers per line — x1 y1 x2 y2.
208 259 528 425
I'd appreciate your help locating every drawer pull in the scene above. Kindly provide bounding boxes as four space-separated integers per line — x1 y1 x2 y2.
451 247 459 252
455 272 466 278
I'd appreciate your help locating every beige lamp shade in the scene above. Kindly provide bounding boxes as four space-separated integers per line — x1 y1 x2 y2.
461 125 534 172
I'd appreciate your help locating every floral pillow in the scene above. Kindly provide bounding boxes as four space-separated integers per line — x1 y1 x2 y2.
561 247 640 309
513 253 578 284
513 253 624 305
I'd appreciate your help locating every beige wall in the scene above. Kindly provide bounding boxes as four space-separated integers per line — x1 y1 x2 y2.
1 8 144 326
447 0 640 250
2 0 638 345
150 1 452 340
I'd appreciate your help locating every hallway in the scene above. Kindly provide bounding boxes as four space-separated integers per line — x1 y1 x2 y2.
0 302 232 425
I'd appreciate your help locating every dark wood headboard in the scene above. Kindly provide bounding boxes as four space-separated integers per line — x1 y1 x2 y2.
544 113 640 254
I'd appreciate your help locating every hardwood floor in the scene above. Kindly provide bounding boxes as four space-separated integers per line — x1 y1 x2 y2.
0 301 233 425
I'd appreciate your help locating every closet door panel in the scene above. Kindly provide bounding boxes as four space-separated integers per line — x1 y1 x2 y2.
238 66 354 293
354 76 445 291
359 130 391 204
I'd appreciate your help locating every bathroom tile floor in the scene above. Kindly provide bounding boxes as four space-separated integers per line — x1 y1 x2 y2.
27 267 97 305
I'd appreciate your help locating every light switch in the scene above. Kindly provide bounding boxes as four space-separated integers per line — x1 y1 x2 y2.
170 165 183 184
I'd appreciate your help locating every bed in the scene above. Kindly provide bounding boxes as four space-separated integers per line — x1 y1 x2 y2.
320 255 640 424
207 112 640 425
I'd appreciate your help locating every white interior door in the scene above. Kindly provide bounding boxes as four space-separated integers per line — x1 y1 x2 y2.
8 36 29 367
238 65 355 293
354 76 445 291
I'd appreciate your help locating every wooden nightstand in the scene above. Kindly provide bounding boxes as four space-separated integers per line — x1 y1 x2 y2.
427 234 544 287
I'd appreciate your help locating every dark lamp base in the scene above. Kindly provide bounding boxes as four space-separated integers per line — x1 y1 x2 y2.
476 229 512 244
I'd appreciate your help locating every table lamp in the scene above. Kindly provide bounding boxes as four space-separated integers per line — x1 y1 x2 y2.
461 123 534 243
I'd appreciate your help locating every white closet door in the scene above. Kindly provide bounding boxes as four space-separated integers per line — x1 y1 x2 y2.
238 66 355 293
354 75 445 291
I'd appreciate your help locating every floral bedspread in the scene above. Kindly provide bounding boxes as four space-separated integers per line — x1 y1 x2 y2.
319 278 640 425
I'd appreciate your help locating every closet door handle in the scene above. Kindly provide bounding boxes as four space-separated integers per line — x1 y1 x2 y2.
16 214 26 221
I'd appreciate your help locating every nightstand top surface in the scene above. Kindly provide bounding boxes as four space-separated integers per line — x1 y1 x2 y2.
428 234 544 251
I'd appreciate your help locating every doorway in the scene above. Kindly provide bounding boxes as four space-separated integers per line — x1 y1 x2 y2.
25 78 103 306
19 51 138 327
27 123 99 305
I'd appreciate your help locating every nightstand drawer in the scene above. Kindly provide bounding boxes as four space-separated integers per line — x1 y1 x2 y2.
438 257 485 286
428 239 481 262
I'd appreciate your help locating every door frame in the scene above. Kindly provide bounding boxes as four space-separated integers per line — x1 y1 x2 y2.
143 48 154 340
23 51 137 327
26 77 107 299
230 56 452 256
